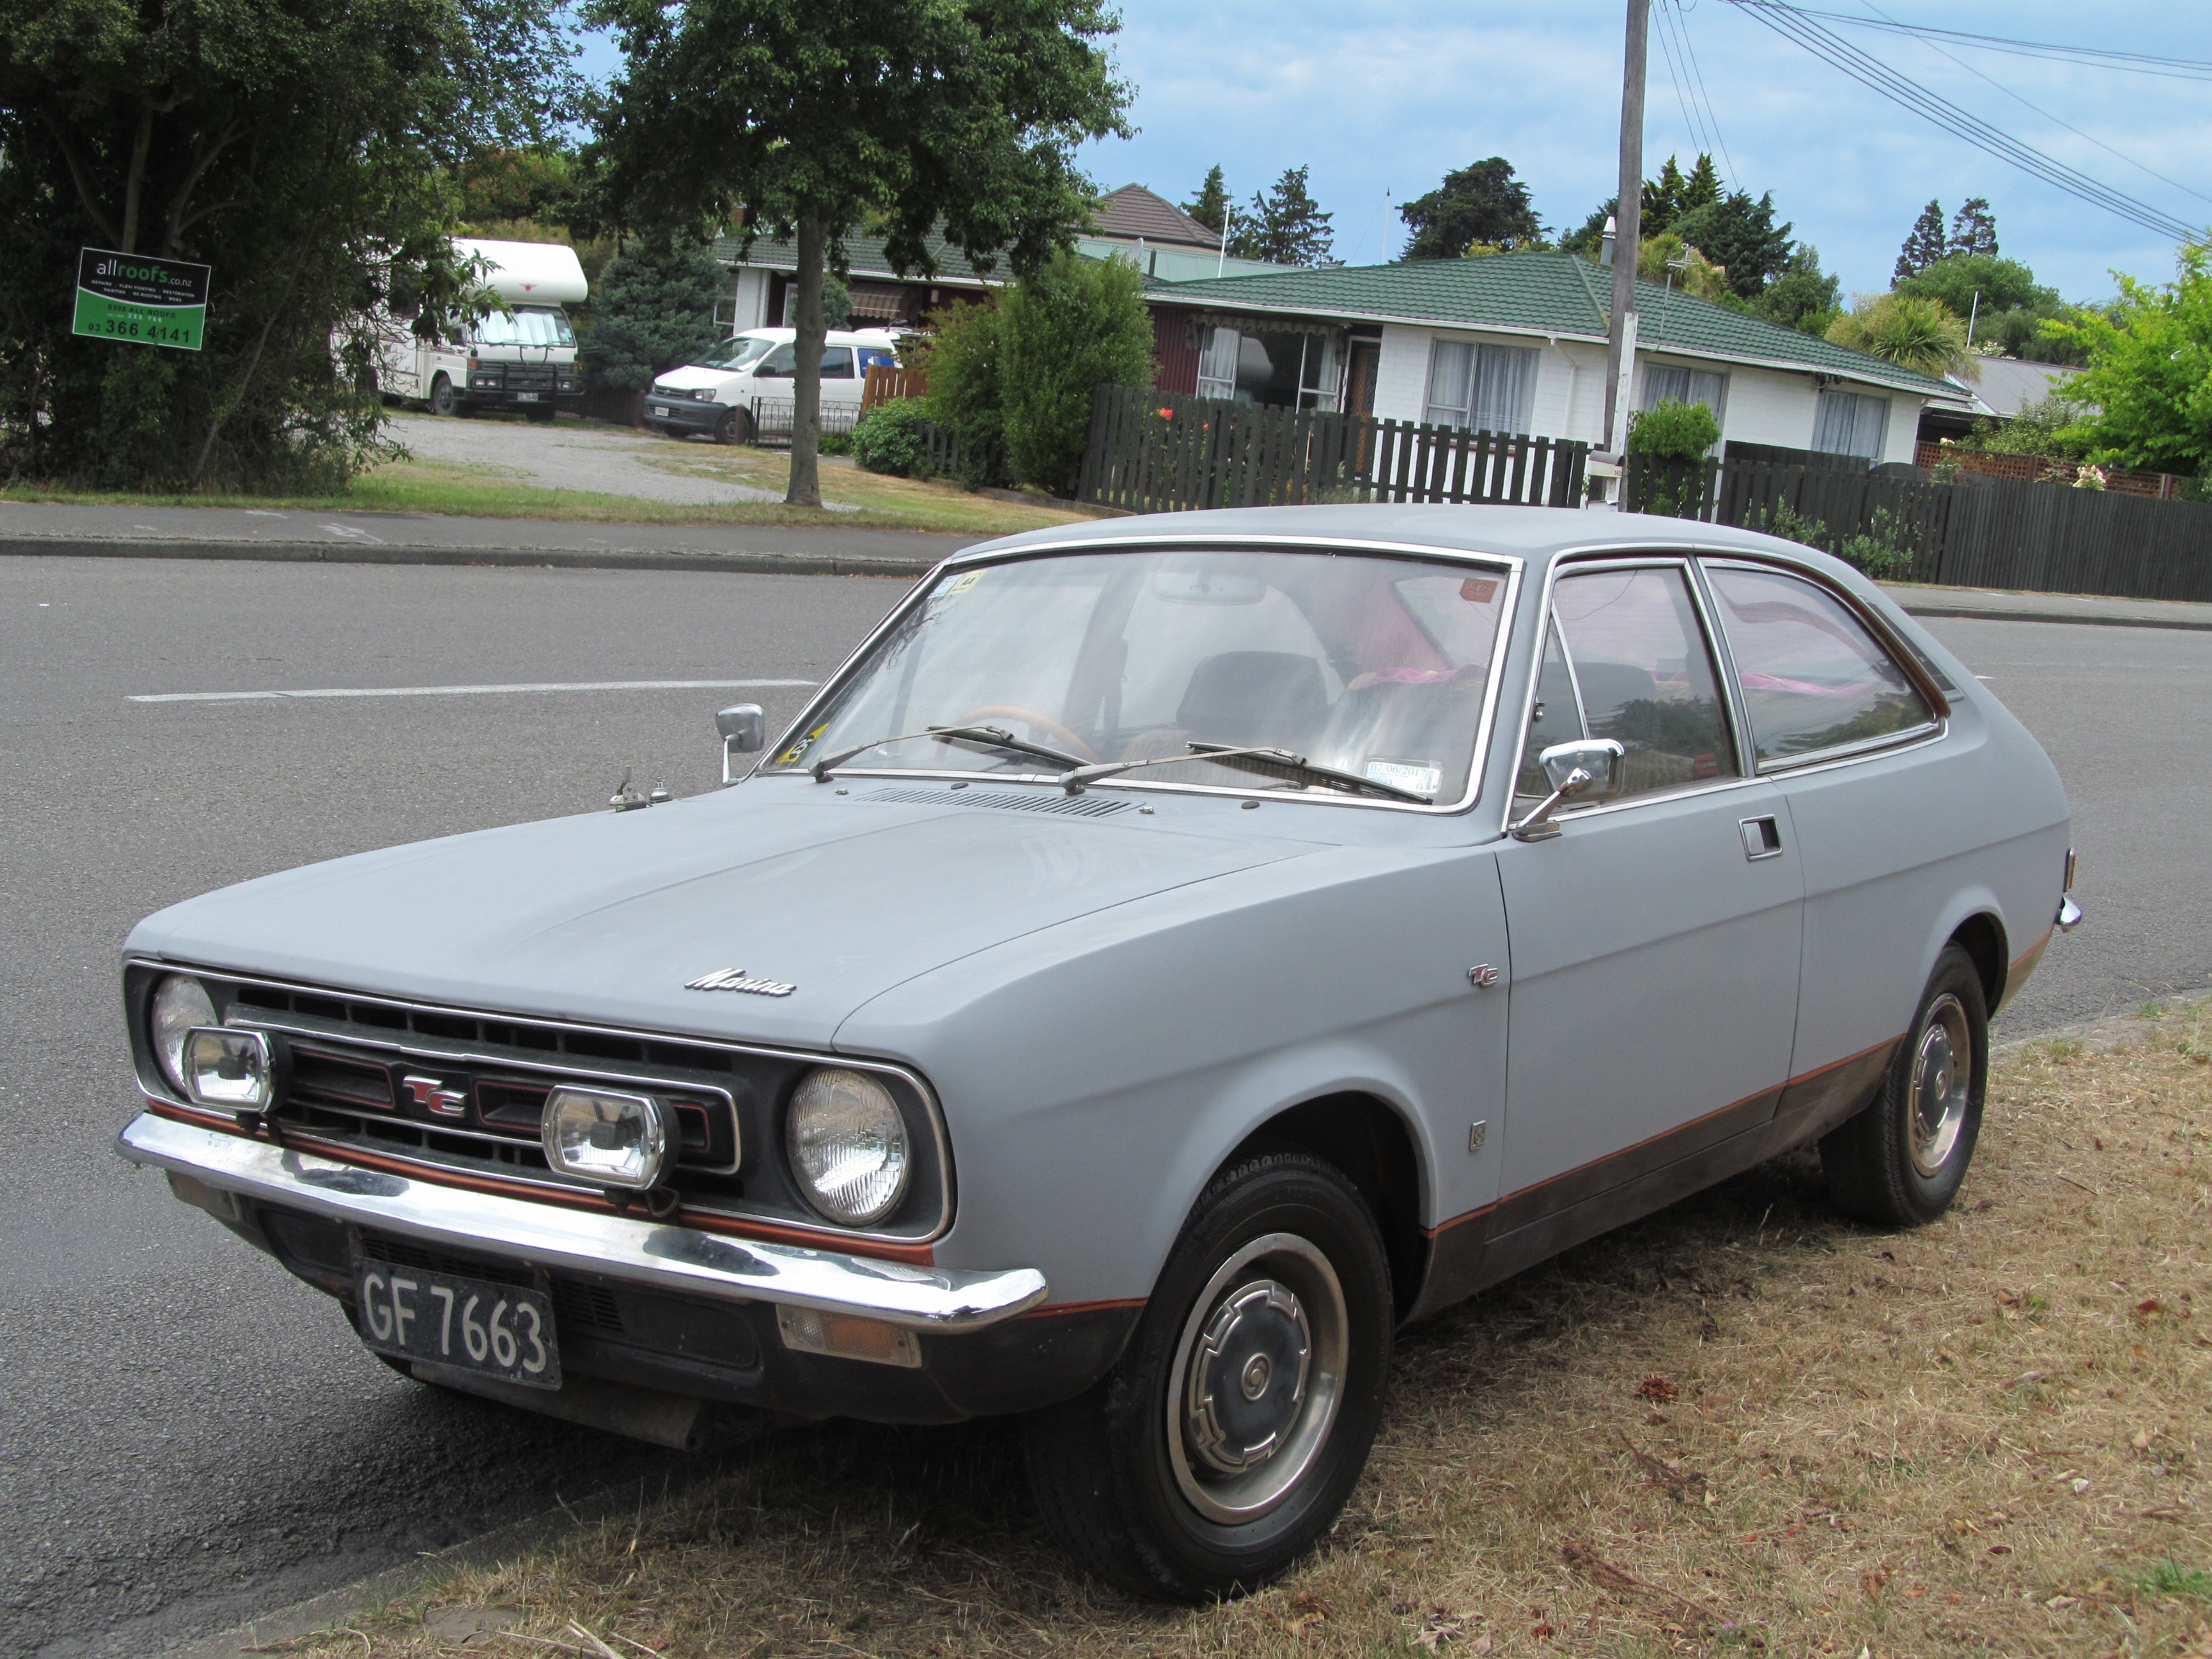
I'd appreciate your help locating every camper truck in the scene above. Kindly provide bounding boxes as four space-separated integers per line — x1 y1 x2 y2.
377 240 589 421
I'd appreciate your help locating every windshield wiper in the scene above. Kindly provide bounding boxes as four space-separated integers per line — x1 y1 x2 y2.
1064 740 1432 804
809 724 1088 782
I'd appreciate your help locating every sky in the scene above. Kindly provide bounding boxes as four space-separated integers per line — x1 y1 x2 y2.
577 2 2211 303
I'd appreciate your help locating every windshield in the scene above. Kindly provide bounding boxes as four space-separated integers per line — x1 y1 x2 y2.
472 306 575 348
769 548 1510 804
693 336 777 370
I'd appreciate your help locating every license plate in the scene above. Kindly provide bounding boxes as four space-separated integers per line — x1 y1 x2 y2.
514 392 541 403
650 405 670 418
355 1262 561 1389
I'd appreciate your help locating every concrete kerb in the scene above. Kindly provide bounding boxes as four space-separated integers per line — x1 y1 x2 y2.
0 536 942 579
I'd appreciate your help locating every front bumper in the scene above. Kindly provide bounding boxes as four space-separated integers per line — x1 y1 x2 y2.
117 1113 1046 1331
643 396 723 432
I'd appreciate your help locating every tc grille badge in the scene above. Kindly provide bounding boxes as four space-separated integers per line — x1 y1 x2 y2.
684 966 797 998
400 1074 469 1117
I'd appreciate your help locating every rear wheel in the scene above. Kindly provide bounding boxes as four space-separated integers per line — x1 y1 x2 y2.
1022 1150 1392 1602
715 405 752 446
525 403 556 423
1822 943 1987 1226
428 373 458 417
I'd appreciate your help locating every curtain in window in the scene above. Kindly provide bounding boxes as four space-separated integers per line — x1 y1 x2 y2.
1425 341 1475 426
1424 341 1536 432
1197 327 1239 400
1812 390 1890 459
1639 364 1728 421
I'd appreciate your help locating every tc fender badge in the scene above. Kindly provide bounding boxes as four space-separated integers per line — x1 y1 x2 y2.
684 967 797 998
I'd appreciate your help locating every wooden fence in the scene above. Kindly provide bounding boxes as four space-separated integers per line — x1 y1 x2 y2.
1915 441 2188 500
1077 385 1588 515
862 364 930 411
1625 446 2212 603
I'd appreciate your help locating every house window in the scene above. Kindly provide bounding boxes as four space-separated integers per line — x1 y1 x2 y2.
1196 327 1342 410
1424 341 1537 433
1639 364 1729 424
1812 389 1891 459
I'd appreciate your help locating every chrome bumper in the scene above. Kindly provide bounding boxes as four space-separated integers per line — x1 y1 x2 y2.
117 1114 1046 1332
2057 896 2083 932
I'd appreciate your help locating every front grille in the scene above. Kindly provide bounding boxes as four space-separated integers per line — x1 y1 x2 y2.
863 786 1133 817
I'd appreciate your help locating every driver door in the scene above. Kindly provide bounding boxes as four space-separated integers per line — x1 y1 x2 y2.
1488 560 1804 1273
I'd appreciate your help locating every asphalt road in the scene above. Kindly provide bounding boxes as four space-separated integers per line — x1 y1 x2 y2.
1 558 2204 1658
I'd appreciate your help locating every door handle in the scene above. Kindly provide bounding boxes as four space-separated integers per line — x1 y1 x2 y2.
1739 816 1784 860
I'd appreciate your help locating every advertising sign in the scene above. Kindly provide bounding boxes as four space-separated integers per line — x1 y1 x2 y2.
73 248 211 351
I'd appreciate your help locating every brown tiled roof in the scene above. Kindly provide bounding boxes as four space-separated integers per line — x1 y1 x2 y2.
1091 184 1223 252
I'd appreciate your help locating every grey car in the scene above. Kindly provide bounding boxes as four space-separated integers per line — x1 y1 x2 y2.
116 505 2077 1600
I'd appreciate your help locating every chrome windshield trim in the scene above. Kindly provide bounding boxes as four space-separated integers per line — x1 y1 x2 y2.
758 538 1527 818
118 1114 1043 1331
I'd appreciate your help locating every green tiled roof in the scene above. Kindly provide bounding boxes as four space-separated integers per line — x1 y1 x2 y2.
1144 251 1949 396
709 228 1005 287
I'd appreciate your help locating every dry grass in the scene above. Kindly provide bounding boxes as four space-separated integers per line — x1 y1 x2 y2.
283 1003 2212 1659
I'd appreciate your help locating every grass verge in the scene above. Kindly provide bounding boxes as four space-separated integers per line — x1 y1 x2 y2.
276 1003 2212 1658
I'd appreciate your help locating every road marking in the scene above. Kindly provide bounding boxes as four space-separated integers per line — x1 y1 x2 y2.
321 523 386 544
130 678 816 703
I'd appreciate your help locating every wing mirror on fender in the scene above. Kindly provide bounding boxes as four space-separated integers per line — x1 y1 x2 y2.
1509 739 1625 842
715 704 765 786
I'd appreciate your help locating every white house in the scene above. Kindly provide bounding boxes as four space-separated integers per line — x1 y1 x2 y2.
1141 251 1951 467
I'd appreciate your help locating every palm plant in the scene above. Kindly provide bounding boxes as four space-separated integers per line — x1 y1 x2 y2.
1826 294 1977 379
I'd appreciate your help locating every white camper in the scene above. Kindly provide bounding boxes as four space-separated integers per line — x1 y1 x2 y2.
377 240 589 421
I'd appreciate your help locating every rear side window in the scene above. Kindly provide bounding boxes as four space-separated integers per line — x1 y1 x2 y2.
1704 565 1934 764
1516 565 1739 804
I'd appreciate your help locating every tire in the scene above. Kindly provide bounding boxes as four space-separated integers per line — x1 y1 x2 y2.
428 374 458 418
1022 1149 1393 1602
1821 943 1988 1226
525 403 556 423
714 405 751 446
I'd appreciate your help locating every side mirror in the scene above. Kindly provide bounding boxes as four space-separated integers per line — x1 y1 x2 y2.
715 703 765 786
1511 738 1626 842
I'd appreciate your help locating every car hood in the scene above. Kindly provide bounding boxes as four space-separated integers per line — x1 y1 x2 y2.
126 786 1316 1049
650 367 739 392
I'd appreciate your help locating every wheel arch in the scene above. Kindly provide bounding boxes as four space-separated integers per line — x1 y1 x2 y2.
1945 909 2008 1015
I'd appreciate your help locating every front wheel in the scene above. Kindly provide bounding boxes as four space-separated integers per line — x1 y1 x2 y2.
714 405 752 446
1022 1150 1392 1601
1821 943 1988 1226
428 373 458 418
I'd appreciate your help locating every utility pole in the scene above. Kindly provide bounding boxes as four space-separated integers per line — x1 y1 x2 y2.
1601 0 1650 465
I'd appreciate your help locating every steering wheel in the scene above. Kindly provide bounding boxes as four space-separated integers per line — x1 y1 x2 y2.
951 706 1098 763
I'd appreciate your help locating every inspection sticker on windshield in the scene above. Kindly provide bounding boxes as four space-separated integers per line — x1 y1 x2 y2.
1365 759 1442 796
945 571 984 595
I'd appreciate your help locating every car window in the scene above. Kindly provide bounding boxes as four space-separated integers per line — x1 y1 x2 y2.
1704 565 1934 764
820 348 855 379
857 347 898 371
1515 565 1739 804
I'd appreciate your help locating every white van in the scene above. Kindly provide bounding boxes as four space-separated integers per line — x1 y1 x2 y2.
377 240 589 421
644 327 902 444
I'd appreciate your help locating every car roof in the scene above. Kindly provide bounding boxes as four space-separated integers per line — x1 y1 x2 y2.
966 503 1865 585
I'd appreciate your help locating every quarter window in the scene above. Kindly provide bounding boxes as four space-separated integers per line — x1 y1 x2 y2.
1704 565 1934 763
1516 566 1739 804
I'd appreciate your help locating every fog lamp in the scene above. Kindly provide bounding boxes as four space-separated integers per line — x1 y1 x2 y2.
182 1027 278 1113
542 1087 669 1190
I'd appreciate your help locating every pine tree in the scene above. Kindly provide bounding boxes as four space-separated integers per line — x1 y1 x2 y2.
1895 200 1948 282
1671 190 1794 300
1950 197 1998 258
1182 165 1228 235
1227 166 1335 266
1681 154 1722 217
1641 156 1689 234
1398 156 1544 260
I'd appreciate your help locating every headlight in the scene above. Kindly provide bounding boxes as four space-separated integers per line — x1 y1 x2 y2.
787 1068 909 1226
150 974 217 1092
541 1086 669 1190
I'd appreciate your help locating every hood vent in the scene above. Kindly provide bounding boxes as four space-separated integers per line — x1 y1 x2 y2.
863 786 1133 818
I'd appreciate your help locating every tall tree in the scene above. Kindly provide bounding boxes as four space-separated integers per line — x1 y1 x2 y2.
1949 197 1998 258
1638 153 1719 236
1670 191 1794 299
0 0 579 487
1227 166 1334 266
1749 246 1841 336
1398 157 1544 260
585 0 1128 508
1895 200 1948 282
1182 165 1228 235
2045 238 2212 477
581 237 724 392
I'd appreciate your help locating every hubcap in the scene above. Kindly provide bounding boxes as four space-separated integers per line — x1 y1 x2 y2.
1165 1233 1347 1524
1910 992 1973 1177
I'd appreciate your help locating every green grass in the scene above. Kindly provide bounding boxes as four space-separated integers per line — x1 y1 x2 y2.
2128 1561 2212 1601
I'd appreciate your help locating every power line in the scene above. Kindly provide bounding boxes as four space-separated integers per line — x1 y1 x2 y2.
1650 1 1715 166
1669 1 1742 190
1724 0 2199 242
1741 3 2212 81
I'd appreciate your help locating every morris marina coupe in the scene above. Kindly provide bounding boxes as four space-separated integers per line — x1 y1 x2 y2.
117 505 2077 1600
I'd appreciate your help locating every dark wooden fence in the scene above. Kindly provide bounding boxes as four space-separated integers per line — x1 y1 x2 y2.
1625 444 2212 603
1077 384 1587 515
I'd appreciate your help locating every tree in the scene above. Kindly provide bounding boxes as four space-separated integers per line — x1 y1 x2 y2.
1636 233 1730 302
1895 200 1948 282
1182 166 1228 235
1639 152 1720 237
1895 253 2051 319
1558 200 1617 259
914 297 1007 470
585 0 1129 510
580 238 724 392
1949 197 1998 258
2044 238 2212 477
0 0 578 488
999 250 1153 488
1669 191 1793 300
1227 166 1334 266
1827 293 1974 379
1750 246 1841 336
458 148 581 227
1398 157 1544 261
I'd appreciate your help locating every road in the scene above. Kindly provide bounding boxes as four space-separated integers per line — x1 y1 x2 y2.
0 557 2203 1657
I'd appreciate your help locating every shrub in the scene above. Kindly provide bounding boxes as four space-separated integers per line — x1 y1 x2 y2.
1826 293 1974 379
914 298 1007 467
998 251 1156 491
1751 499 1917 580
583 237 725 393
1627 398 1721 461
850 398 932 477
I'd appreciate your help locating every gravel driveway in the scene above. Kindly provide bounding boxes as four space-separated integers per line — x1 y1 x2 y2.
392 413 858 509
